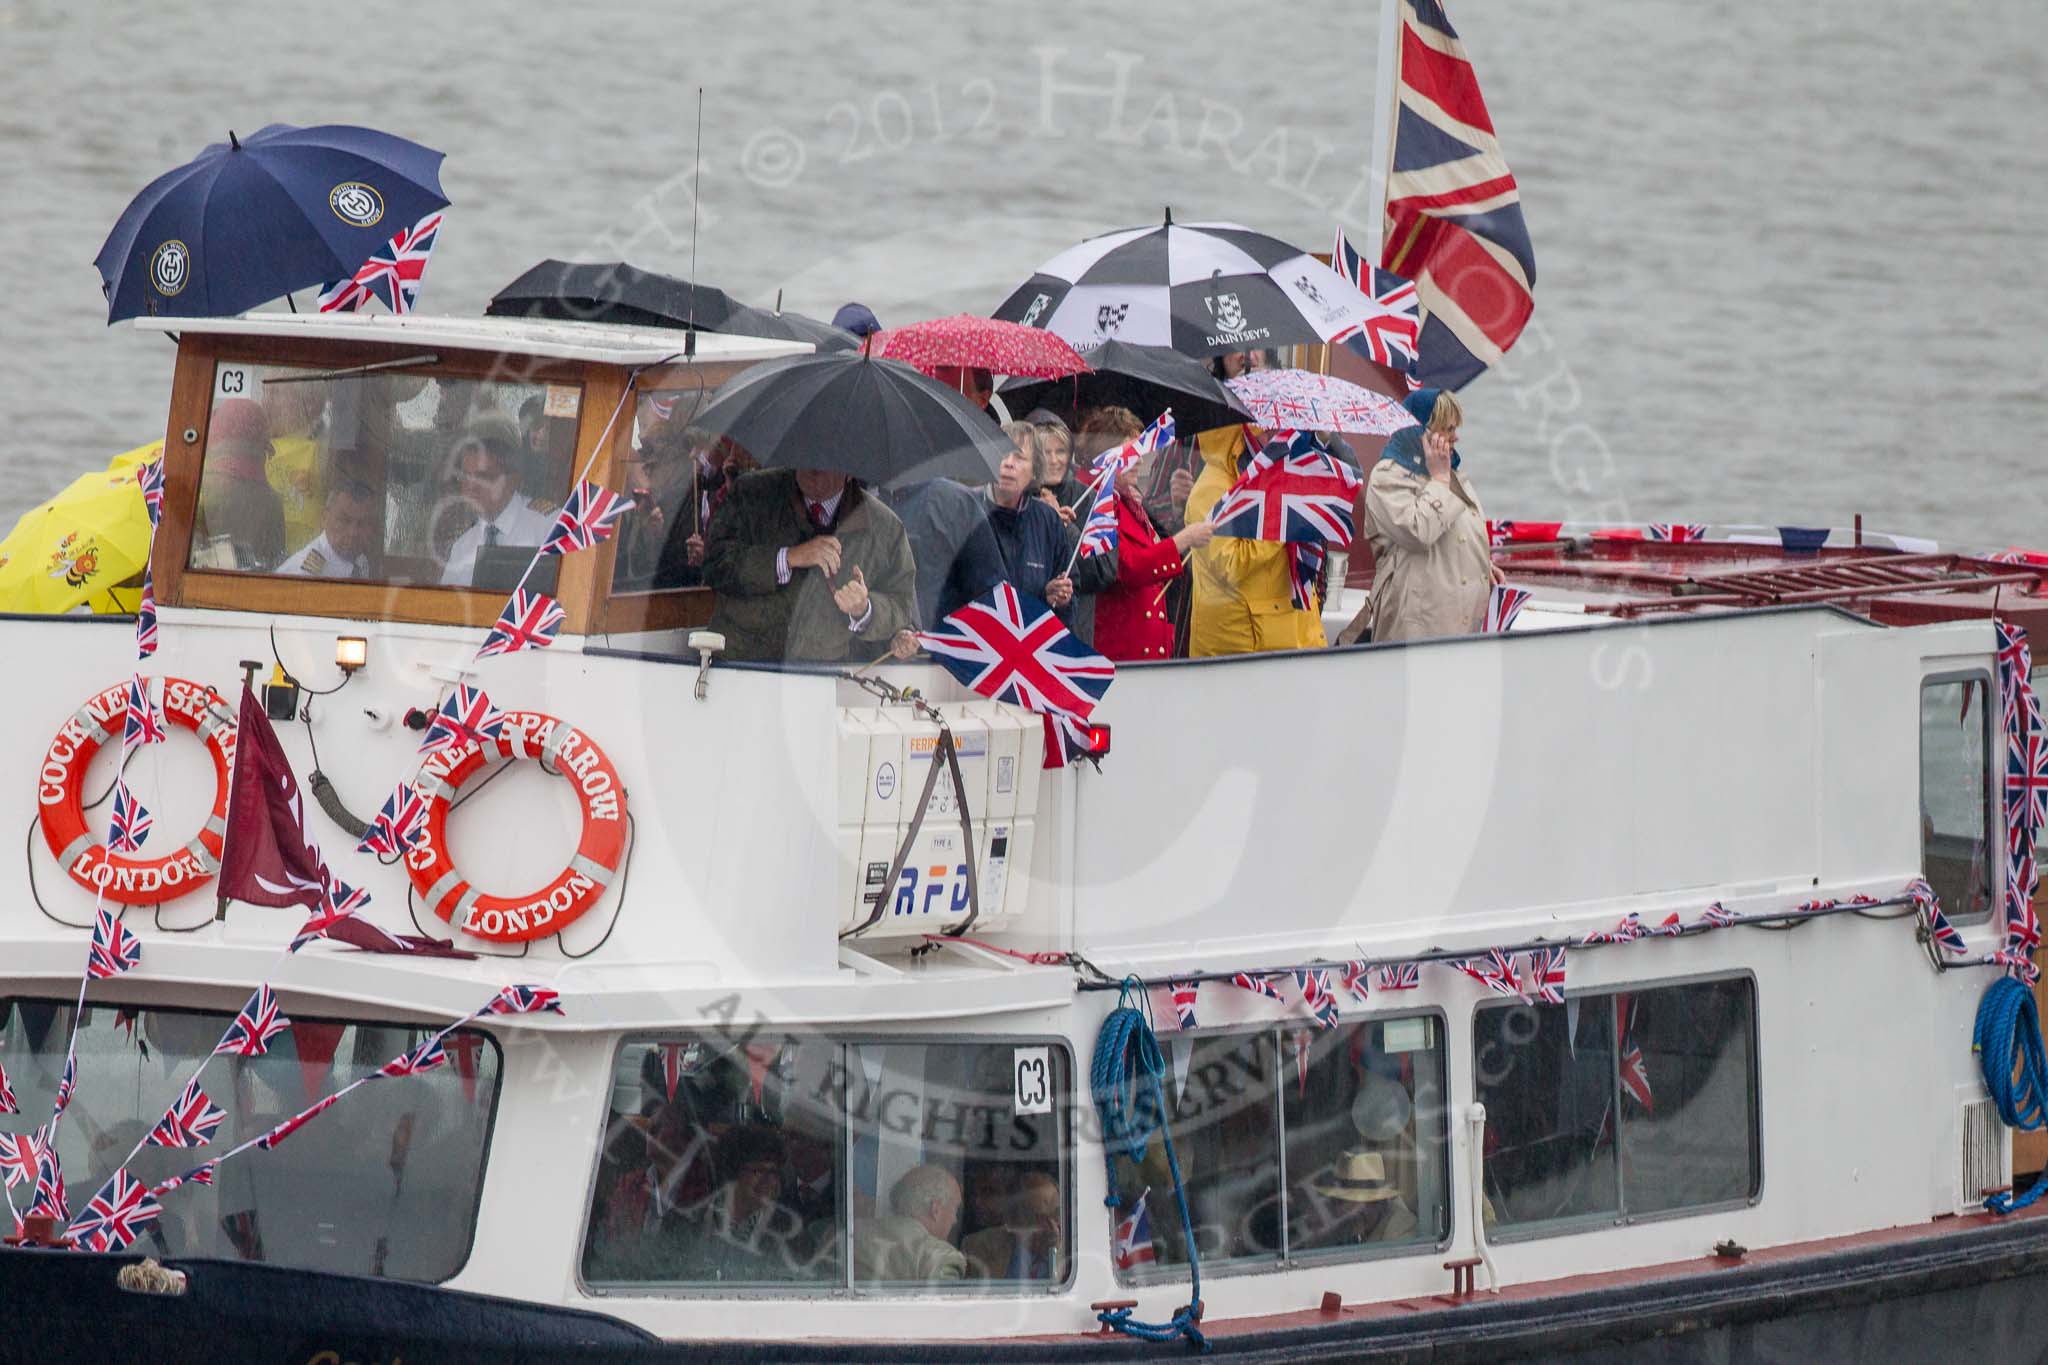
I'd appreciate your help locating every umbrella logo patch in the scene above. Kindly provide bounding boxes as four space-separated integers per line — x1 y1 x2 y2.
46 533 100 588
1294 276 1325 307
1206 292 1247 332
328 182 385 228
148 240 190 297
1095 303 1129 336
1018 293 1052 328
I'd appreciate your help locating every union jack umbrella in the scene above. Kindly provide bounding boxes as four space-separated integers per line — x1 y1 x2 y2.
1091 410 1177 480
1647 523 1708 543
150 1162 216 1199
0 1128 43 1189
420 683 507 755
476 588 565 659
915 584 1115 722
1074 472 1120 561
1168 981 1200 1031
1524 946 1567 1005
378 1035 449 1079
214 985 291 1058
123 673 166 748
137 458 165 529
1206 433 1362 548
1330 228 1421 369
71 1168 162 1253
135 569 158 658
108 781 152 853
145 1078 226 1149
541 480 636 556
1231 971 1284 1002
1225 368 1413 436
1377 962 1420 991
1294 968 1340 1028
1339 961 1371 1004
1484 584 1532 634
1697 902 1738 930
257 1092 344 1151
357 782 429 858
86 906 143 980
317 210 443 314
487 983 565 1016
0 1059 14 1115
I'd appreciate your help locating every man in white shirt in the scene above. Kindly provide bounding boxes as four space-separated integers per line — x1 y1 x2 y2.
276 479 380 579
439 415 559 587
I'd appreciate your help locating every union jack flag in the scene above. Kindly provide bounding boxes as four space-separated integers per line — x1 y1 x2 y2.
1906 879 1967 955
1206 437 1362 548
420 684 507 755
134 569 158 658
357 782 429 858
487 983 565 1016
257 1092 344 1151
71 1168 161 1253
1582 912 1646 945
1092 411 1177 480
326 879 371 914
1340 961 1371 1003
1484 584 1531 634
28 1139 66 1219
1989 946 2042 985
1458 949 1526 1002
317 211 443 315
1697 902 1737 930
108 781 152 853
150 1162 216 1199
123 673 166 748
1330 228 1421 369
137 458 165 529
1295 968 1340 1028
0 1128 43 1189
1616 996 1653 1111
214 985 291 1058
86 906 143 980
1231 971 1284 1002
0 1059 14 1115
2007 731 2048 835
1169 981 1200 1030
1524 946 1566 1005
1647 523 1708 543
1795 898 1838 915
476 589 565 659
145 1079 225 1149
1377 962 1420 991
52 1054 75 1116
378 1035 449 1080
915 584 1115 722
1113 1194 1157 1270
541 480 636 556
1074 472 1120 560
1997 620 2034 722
1285 541 1325 612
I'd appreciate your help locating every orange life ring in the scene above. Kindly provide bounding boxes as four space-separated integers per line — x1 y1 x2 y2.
37 677 237 904
403 711 627 942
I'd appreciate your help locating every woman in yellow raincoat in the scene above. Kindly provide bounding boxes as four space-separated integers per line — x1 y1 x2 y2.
1184 425 1328 656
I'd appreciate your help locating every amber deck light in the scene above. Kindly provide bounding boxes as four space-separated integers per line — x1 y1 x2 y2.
334 636 368 674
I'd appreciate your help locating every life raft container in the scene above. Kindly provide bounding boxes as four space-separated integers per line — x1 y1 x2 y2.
37 677 237 904
403 711 626 943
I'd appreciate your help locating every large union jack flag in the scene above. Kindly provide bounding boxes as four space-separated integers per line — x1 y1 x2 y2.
108 781 152 854
487 983 565 1016
357 782 430 858
476 588 566 659
420 684 508 755
1206 437 1362 548
71 1168 162 1253
134 570 158 659
377 1035 450 1080
86 906 143 980
915 584 1115 722
123 674 166 748
1330 228 1422 369
317 211 443 315
146 1078 226 1149
541 480 636 556
214 985 291 1058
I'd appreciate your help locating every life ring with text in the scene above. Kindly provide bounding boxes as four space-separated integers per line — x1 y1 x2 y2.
404 711 627 942
37 677 237 904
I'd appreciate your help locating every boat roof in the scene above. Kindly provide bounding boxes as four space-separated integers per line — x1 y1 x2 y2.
131 311 813 366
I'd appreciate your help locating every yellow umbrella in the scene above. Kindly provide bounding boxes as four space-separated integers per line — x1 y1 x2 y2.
107 439 165 473
0 462 154 614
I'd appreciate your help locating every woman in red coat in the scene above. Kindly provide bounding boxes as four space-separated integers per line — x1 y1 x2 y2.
1094 449 1215 661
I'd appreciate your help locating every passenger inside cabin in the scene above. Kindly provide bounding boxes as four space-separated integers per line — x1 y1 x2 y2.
673 1125 815 1283
854 1164 967 1283
1292 1148 1419 1249
961 1163 1015 1243
262 380 329 550
195 398 286 570
276 477 381 578
438 415 559 587
962 1170 1062 1281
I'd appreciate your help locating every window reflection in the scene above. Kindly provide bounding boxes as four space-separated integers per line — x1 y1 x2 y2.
1921 676 1994 923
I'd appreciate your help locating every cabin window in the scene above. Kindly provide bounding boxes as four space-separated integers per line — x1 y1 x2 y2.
606 389 730 596
1474 975 1758 1236
188 360 579 587
1920 674 1996 924
1109 1015 1450 1284
581 1035 1071 1295
0 997 498 1282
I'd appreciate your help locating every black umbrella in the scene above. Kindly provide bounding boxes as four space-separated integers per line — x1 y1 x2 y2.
723 302 860 352
689 351 1013 486
486 260 856 350
997 339 1253 433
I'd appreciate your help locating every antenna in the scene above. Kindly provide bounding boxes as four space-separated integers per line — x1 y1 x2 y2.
686 85 704 359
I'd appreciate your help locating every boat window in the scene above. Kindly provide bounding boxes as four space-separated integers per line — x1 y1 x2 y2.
1109 1015 1450 1284
1921 674 1995 924
606 390 737 596
1475 976 1758 1236
188 360 579 588
0 997 498 1282
581 1035 1071 1295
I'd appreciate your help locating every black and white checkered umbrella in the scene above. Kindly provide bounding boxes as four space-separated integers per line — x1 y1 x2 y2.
992 216 1382 358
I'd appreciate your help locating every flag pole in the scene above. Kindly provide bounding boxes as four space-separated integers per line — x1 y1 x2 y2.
1362 0 1404 269
1060 466 1116 578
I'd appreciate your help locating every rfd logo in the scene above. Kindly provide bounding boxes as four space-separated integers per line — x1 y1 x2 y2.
889 863 971 917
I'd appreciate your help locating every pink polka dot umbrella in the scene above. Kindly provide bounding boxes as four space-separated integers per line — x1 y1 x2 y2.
1225 369 1415 435
873 314 1091 382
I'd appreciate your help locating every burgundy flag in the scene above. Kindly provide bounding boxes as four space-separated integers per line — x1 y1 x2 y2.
217 685 330 913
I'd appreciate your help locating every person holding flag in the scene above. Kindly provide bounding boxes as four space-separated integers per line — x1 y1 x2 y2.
1093 425 1215 663
1184 426 1331 658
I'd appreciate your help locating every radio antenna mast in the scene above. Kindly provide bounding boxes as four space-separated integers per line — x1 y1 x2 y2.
686 85 703 358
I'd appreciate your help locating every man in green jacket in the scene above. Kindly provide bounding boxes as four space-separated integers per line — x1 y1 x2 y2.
704 467 918 663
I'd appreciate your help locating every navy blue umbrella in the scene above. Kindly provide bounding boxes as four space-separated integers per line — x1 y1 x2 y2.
93 123 449 323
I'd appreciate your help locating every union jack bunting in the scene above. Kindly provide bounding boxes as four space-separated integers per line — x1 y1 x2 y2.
135 569 158 658
915 585 1116 722
317 211 443 315
1377 962 1420 991
0 1129 42 1189
1340 961 1371 1003
1907 879 1968 954
86 906 143 980
137 458 165 529
378 1036 449 1079
1295 968 1341 1028
1524 946 1566 1005
476 589 566 659
2006 731 2048 836
326 879 371 915
0 1059 14 1115
28 1139 66 1219
53 1054 75 1116
256 1092 344 1151
1997 620 2034 724
1987 947 2042 985
145 1079 226 1149
214 986 291 1058
108 781 152 853
420 684 508 755
1330 228 1422 369
1582 912 1645 945
1074 471 1120 560
150 1162 216 1199
541 480 636 556
1483 584 1531 634
1206 438 1362 548
1169 981 1200 1031
1647 523 1708 543
1231 971 1284 1002
71 1168 162 1253
1795 898 1839 914
356 782 429 858
487 983 565 1016
1697 902 1738 930
123 673 166 747
1092 410 1177 479
1457 948 1527 1002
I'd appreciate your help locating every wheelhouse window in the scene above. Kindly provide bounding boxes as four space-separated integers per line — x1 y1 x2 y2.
1108 1015 1449 1283
0 998 499 1282
1474 975 1758 1236
1921 674 1996 924
582 1034 1072 1294
188 359 580 588
607 389 737 596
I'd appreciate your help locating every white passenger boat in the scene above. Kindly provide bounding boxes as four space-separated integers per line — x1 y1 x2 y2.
2 309 2047 1363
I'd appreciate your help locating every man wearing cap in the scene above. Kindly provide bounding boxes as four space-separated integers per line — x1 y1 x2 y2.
1293 1149 1420 1250
439 414 559 586
277 478 381 578
196 397 286 570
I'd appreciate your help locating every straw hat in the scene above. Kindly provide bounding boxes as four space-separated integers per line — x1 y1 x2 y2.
1309 1149 1401 1204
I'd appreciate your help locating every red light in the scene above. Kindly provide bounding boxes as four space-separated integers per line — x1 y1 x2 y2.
1084 724 1111 755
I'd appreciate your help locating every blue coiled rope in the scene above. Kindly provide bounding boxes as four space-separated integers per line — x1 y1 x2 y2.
1091 979 1207 1351
1975 976 2048 1214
